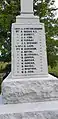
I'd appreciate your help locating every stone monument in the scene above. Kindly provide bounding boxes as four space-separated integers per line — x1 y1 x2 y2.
12 0 48 78
0 0 58 119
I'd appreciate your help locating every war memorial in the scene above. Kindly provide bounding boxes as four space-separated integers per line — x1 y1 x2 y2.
0 0 58 119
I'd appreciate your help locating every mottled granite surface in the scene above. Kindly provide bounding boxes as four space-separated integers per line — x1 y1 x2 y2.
0 111 58 119
0 101 58 119
2 74 58 104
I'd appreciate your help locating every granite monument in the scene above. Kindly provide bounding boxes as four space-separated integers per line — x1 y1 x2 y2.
0 0 58 119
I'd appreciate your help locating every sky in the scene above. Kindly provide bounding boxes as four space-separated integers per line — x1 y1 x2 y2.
55 0 58 17
55 0 58 8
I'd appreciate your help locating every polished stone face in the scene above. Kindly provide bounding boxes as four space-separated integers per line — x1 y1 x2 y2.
12 24 48 78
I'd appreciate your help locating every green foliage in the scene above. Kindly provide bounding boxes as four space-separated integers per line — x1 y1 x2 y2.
0 0 58 69
49 62 58 77
0 62 8 73
0 0 20 62
34 0 58 68
47 38 58 68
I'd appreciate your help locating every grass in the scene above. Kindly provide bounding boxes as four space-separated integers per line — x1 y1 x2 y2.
48 63 58 77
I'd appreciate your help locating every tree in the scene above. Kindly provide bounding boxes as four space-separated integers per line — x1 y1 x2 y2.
0 0 20 62
0 0 58 68
34 0 58 68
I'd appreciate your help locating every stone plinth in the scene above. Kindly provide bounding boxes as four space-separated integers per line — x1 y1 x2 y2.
2 73 58 104
0 101 58 119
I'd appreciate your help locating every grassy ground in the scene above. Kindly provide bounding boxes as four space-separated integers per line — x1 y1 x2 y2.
48 63 58 77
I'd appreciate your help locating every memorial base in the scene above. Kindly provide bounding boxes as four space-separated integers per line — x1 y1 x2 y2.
0 101 58 119
2 73 58 104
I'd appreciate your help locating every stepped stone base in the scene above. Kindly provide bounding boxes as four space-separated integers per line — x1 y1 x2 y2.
2 73 58 104
0 101 58 119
